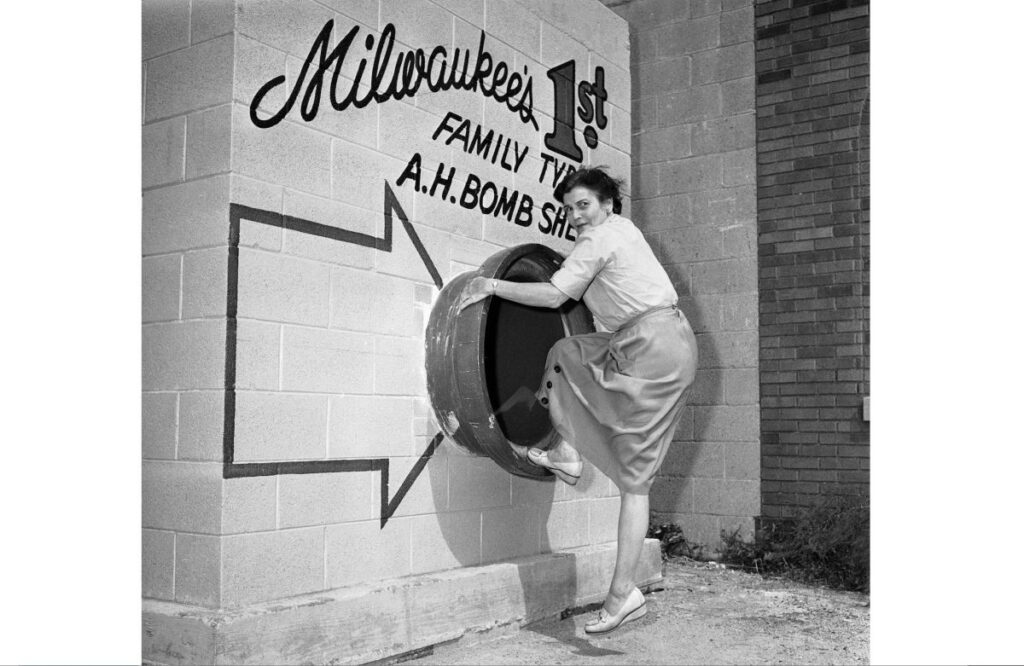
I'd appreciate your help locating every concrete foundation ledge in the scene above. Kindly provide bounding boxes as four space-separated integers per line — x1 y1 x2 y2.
142 539 663 665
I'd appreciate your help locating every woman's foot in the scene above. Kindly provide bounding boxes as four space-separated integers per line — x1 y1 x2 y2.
526 440 582 485
584 587 646 634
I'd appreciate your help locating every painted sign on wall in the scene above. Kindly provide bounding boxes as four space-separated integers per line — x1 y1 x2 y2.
249 19 614 240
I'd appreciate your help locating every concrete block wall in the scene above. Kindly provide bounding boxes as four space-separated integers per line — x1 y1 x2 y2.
603 0 761 549
143 0 632 611
754 0 869 520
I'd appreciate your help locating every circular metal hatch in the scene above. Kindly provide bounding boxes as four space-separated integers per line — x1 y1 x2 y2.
425 243 595 478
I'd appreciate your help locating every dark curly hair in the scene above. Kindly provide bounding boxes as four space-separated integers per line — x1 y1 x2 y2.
553 166 625 214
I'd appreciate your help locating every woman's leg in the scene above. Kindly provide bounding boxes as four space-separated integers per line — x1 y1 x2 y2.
602 491 649 612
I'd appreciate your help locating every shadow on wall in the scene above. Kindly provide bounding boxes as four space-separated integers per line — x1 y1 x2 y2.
429 444 576 618
644 251 717 537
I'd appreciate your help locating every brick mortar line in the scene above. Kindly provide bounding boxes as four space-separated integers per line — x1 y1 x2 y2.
145 98 235 129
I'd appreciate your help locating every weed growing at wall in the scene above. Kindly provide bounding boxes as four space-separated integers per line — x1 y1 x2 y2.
720 497 870 593
648 498 870 593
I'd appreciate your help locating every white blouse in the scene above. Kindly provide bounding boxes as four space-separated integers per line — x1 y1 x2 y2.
550 214 678 332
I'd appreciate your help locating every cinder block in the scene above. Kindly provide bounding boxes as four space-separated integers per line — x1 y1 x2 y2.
221 528 325 606
723 147 756 187
692 114 756 155
722 441 761 481
186 104 232 179
693 478 760 516
279 471 373 528
192 0 235 44
142 320 226 390
232 175 284 220
723 367 759 405
142 254 181 323
658 154 722 195
663 512 719 550
142 116 186 188
326 517 412 588
412 177 485 240
690 257 756 294
481 504 542 563
381 0 454 50
485 0 540 59
331 140 413 217
656 15 719 58
695 405 759 442
235 0 334 58
657 85 721 127
142 174 230 255
431 0 483 28
175 533 222 607
722 76 755 115
696 329 758 369
409 510 482 574
234 35 288 111
145 35 233 122
282 190 376 269
651 224 723 264
237 247 331 326
330 269 418 337
543 500 589 551
142 460 222 533
607 0 690 30
142 0 190 60
723 221 756 258
540 22 587 69
235 319 281 390
232 105 332 197
649 475 693 515
281 325 374 394
516 0 628 64
329 396 414 458
720 5 754 46
222 475 277 534
631 194 692 233
448 456 511 511
233 391 328 461
589 496 619 544
692 42 755 85
143 391 178 460
662 439 723 478
637 125 691 165
182 247 227 319
178 391 223 461
142 529 175 600
374 336 426 396
373 452 448 518
607 103 632 154
379 103 453 176
510 473 556 506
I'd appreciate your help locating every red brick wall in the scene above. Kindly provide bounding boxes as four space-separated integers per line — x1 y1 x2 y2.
754 0 869 520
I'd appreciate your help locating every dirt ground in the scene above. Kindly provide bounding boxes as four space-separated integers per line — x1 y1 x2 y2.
406 557 869 665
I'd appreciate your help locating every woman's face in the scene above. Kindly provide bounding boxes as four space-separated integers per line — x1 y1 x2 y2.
562 185 612 230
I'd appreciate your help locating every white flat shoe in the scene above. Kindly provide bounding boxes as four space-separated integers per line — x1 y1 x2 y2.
584 588 647 635
526 447 582 485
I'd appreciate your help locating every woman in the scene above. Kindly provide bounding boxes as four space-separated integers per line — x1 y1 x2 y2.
459 167 698 634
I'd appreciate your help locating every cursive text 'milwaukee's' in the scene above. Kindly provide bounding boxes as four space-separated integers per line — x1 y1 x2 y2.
250 20 538 131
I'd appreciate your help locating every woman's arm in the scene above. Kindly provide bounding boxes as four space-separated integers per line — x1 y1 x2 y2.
458 276 570 311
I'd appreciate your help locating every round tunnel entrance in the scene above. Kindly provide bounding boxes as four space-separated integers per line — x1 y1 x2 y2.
425 243 595 478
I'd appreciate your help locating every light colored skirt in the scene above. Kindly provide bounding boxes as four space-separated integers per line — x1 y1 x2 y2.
536 307 698 494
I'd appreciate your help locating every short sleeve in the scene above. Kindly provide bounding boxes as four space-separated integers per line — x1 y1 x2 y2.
549 232 609 301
